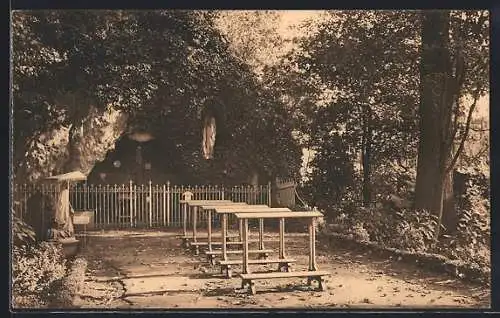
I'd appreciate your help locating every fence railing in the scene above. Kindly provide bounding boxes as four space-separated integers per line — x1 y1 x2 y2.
12 181 271 229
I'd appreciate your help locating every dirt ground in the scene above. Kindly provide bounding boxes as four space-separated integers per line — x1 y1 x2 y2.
73 229 491 309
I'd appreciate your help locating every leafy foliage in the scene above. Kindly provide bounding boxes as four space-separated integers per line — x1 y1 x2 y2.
438 182 490 268
332 204 440 253
12 211 36 246
12 242 67 308
266 11 421 208
12 10 301 184
391 209 441 252
269 10 488 256
214 10 285 75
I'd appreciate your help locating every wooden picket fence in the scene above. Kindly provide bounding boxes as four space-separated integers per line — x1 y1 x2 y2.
12 181 271 229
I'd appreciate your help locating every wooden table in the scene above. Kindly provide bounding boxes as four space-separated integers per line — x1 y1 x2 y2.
178 200 239 250
207 206 291 275
192 204 268 253
235 211 330 295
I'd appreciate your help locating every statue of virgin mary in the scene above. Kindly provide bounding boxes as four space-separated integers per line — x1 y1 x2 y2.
202 115 216 160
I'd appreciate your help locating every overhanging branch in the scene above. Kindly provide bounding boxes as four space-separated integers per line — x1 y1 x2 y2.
445 88 481 174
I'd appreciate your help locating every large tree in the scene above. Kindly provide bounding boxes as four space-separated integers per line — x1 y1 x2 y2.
414 10 489 235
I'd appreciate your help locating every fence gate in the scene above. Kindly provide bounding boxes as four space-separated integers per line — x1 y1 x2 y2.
275 178 296 208
12 181 271 230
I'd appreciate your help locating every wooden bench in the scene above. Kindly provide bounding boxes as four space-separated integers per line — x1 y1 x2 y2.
240 271 330 295
210 207 291 262
217 258 296 278
181 234 240 252
205 248 274 265
179 200 246 249
235 211 328 294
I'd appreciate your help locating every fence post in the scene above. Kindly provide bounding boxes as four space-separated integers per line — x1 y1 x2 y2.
166 181 171 226
162 183 166 226
148 180 153 228
84 182 88 210
129 180 133 227
267 181 272 207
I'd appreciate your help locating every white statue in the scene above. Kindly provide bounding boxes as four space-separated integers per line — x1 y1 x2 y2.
202 116 216 160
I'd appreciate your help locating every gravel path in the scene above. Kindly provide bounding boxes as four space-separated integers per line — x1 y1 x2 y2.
73 229 490 309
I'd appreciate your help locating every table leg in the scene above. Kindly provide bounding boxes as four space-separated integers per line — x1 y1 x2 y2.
222 213 228 261
279 217 285 259
225 213 230 240
309 217 317 271
258 218 265 250
239 219 243 242
192 206 197 243
242 218 250 274
207 209 212 252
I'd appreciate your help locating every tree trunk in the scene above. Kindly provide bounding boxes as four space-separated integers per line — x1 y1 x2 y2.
441 170 457 233
414 10 456 234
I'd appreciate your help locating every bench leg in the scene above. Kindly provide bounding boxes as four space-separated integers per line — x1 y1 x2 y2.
278 262 292 273
207 255 215 266
246 281 256 295
241 279 256 294
181 238 189 248
225 265 233 279
241 279 248 290
208 256 216 268
308 276 326 291
258 252 268 260
318 277 326 291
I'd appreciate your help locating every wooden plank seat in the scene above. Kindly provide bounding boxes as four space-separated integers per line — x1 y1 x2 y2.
178 233 240 248
189 240 244 253
217 258 296 278
184 235 240 253
190 241 243 246
179 234 240 240
205 249 273 256
240 270 330 295
189 238 277 247
205 249 274 265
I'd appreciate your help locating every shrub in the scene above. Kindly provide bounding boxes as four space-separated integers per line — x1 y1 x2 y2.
330 203 440 253
350 222 370 242
389 208 440 253
12 242 67 308
437 182 490 269
12 213 36 247
53 257 88 308
325 180 489 270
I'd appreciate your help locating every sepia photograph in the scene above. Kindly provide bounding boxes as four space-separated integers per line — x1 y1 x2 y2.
10 9 490 310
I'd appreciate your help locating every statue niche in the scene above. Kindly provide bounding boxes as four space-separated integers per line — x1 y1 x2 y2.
201 104 218 160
